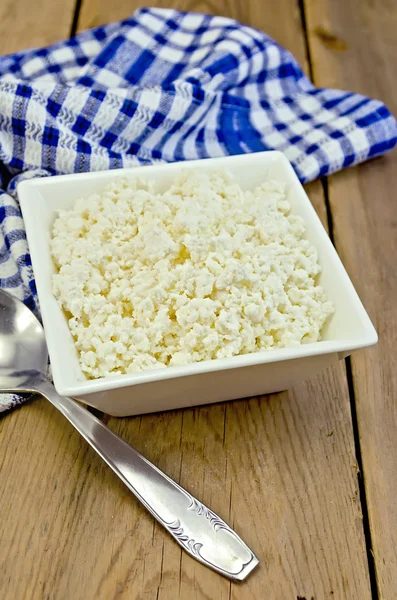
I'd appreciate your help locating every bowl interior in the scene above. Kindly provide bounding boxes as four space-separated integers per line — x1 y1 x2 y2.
18 151 376 395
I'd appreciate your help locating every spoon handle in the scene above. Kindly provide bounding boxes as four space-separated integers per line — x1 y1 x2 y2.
34 378 259 581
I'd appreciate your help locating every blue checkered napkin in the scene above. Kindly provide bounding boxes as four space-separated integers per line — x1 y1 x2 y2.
1 8 396 412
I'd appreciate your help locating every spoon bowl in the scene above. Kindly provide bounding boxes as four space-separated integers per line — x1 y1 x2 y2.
0 290 47 389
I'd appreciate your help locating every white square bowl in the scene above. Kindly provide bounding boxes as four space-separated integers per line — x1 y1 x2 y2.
18 152 377 416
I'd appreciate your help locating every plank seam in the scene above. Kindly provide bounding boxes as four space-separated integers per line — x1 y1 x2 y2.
320 178 335 243
346 357 379 600
297 0 314 79
69 0 82 37
298 2 379 598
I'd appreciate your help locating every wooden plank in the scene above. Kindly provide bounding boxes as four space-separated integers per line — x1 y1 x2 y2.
0 370 370 600
77 0 307 55
0 0 76 55
0 1 373 599
304 0 397 597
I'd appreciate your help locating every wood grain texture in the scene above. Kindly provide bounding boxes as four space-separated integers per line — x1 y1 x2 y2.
77 0 306 54
0 1 376 599
0 0 76 55
305 1 397 597
0 372 370 600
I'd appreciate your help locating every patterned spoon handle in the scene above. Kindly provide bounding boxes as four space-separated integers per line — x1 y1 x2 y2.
35 378 259 581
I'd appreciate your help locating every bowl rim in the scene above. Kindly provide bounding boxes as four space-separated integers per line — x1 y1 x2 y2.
56 338 376 397
18 151 378 398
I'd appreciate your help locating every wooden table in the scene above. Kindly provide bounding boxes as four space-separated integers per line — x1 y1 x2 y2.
1 1 396 598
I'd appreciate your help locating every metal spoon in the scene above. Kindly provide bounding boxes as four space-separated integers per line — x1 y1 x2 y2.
0 288 258 581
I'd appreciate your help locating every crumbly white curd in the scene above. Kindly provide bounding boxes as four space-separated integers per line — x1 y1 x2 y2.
50 170 334 378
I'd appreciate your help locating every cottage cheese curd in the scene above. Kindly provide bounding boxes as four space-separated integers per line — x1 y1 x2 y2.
50 171 334 378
